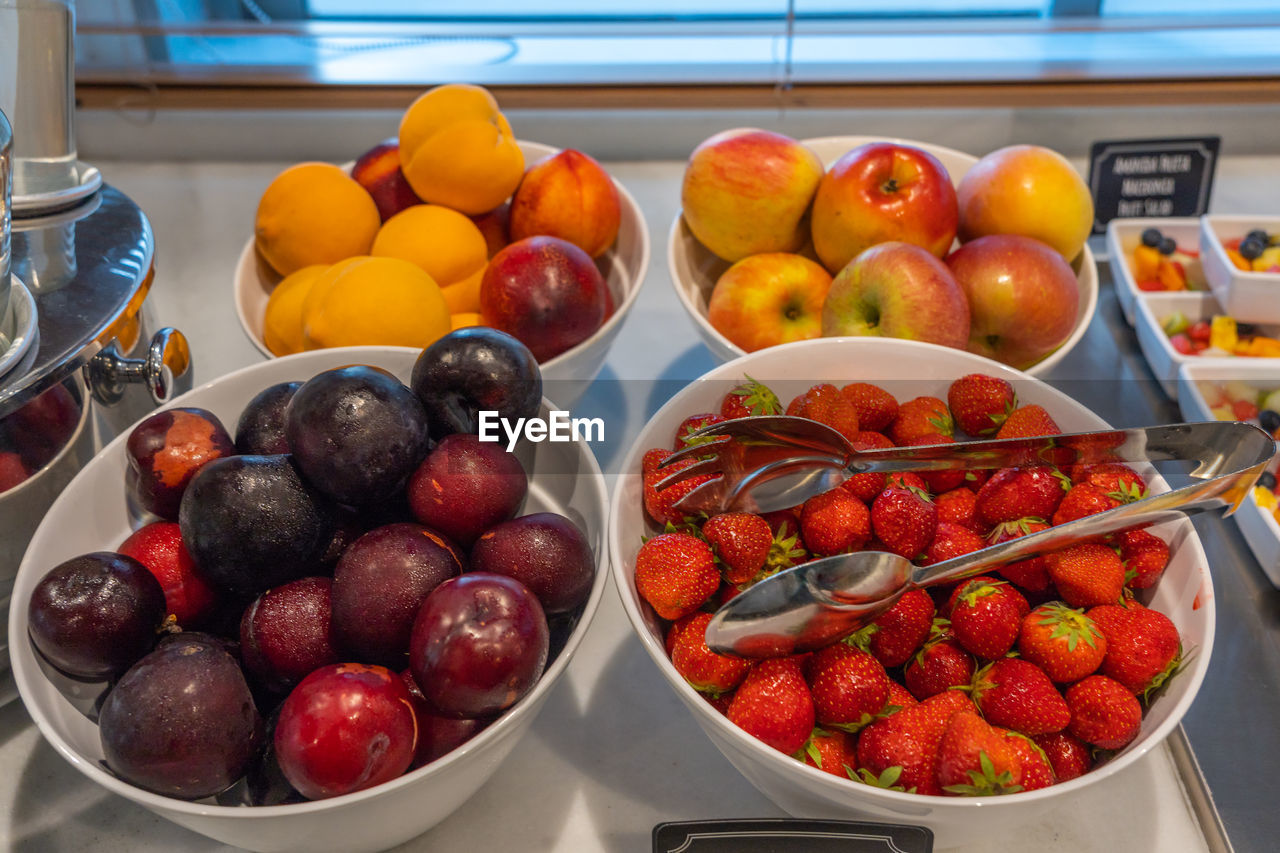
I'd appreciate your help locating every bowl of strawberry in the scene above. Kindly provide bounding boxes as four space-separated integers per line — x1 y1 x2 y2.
10 338 609 853
607 337 1212 843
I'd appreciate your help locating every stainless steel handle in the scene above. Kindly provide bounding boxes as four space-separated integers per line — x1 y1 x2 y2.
86 326 192 406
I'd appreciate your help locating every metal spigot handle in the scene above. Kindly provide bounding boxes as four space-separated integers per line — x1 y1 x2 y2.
86 326 192 406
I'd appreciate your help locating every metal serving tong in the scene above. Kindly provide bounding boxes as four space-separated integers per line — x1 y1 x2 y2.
656 417 1268 516
651 418 1275 658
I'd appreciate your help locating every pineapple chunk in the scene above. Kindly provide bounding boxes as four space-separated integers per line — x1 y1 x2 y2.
1210 315 1238 352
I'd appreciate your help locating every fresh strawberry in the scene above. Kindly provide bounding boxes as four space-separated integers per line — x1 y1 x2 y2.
806 643 891 731
996 405 1061 439
856 689 973 796
801 727 858 779
701 512 773 585
886 680 918 711
885 471 929 492
936 712 1024 796
1032 730 1093 782
871 485 937 560
1091 604 1181 697
922 522 988 566
634 533 720 620
727 657 815 755
947 374 1016 437
935 487 986 536
968 658 1070 736
1045 543 1126 608
704 690 734 716
1114 528 1170 590
1002 730 1056 791
998 556 1051 596
720 377 782 420
905 635 975 700
1017 601 1107 683
801 487 871 556
890 396 954 444
642 447 673 477
674 413 726 449
840 382 899 432
974 467 1067 526
902 433 967 494
1052 483 1121 526
962 469 991 491
987 516 1050 545
841 431 895 503
865 588 935 668
664 611 695 656
643 456 713 526
945 577 1029 660
1071 462 1147 501
669 612 754 695
787 383 860 443
1084 601 1139 639
1065 675 1142 750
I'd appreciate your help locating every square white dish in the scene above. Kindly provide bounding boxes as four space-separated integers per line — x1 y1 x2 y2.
1106 217 1205 327
1200 214 1280 324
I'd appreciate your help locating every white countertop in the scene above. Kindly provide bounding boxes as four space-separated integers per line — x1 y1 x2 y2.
6 153 1270 851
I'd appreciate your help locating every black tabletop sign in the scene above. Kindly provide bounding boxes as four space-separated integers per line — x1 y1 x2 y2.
1087 136 1220 233
653 819 933 852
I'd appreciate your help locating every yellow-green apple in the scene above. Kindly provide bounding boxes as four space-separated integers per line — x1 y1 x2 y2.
707 253 832 353
957 144 1094 262
680 129 824 263
510 149 621 258
945 234 1080 369
352 138 425 222
811 142 958 274
820 242 969 349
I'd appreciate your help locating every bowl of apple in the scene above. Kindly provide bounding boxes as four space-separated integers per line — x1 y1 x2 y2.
10 335 609 853
668 132 1099 377
608 336 1211 845
234 85 650 407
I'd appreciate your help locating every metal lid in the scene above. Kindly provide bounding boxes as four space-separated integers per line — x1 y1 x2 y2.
0 184 154 419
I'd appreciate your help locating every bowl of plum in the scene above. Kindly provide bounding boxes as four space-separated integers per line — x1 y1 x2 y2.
607 337 1213 844
10 334 609 853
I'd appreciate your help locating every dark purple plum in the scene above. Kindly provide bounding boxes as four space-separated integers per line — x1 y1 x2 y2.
98 633 262 800
240 576 340 694
406 433 527 547
331 523 463 666
235 381 302 455
284 366 431 506
410 327 542 442
399 669 490 768
27 552 167 681
409 572 548 718
126 407 235 520
469 512 594 615
179 454 334 595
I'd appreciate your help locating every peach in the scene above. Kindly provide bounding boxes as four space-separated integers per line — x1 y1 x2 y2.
351 139 425 222
680 129 824 263
509 150 621 258
707 253 832 353
958 145 1094 262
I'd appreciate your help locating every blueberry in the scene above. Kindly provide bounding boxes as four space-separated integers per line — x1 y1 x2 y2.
1158 236 1177 255
1261 409 1280 434
1246 228 1269 245
1141 227 1163 248
1240 238 1266 261
1259 471 1277 491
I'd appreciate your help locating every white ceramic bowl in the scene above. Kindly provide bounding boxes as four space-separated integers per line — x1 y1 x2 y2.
1132 289 1280 400
1105 217 1206 327
234 142 651 406
1200 214 1280 324
1176 358 1280 587
10 346 610 853
607 337 1213 846
667 134 1099 377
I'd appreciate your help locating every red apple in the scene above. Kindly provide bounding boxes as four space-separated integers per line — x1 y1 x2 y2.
480 236 609 362
957 144 1094 262
681 129 824 262
811 142 959 274
706 253 832 353
510 149 621 258
352 138 425 222
820 242 970 350
945 234 1080 369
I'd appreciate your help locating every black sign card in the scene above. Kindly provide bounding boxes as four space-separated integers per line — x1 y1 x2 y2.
1087 136 1220 233
653 819 933 852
